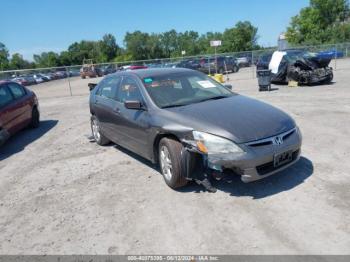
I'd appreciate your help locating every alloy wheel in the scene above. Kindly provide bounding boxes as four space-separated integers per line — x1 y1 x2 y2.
160 145 173 181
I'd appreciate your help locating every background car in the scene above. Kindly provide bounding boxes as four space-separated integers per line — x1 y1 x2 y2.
21 75 37 85
0 81 40 146
316 49 344 59
11 76 29 86
199 56 239 74
100 64 117 75
33 74 46 84
236 56 252 67
176 59 202 71
121 65 148 70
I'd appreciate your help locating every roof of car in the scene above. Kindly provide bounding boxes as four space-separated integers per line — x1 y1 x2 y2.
118 68 196 78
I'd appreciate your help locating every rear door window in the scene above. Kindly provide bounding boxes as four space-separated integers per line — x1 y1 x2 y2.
0 85 14 108
7 83 26 99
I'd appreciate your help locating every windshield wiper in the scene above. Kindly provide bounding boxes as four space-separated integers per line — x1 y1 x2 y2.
197 95 229 103
162 103 189 108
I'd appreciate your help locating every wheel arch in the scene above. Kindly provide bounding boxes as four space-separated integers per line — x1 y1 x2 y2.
152 132 181 164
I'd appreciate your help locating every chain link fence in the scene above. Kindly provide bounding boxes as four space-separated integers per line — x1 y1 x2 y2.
1 42 349 98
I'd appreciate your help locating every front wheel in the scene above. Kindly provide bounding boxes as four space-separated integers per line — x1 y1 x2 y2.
159 138 188 189
91 115 110 145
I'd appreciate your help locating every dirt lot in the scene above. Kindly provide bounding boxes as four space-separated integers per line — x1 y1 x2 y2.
0 60 349 255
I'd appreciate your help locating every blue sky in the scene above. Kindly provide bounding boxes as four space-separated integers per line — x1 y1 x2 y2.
1 0 309 60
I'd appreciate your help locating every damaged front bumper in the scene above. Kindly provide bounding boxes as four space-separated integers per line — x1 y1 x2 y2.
182 128 302 183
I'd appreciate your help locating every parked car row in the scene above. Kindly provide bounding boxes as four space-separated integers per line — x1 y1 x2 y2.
142 56 242 75
7 69 76 86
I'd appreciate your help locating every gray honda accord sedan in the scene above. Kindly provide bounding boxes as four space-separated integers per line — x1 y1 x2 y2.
89 68 302 192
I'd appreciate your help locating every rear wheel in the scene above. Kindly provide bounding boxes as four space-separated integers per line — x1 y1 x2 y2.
91 115 110 145
29 107 40 128
159 138 188 189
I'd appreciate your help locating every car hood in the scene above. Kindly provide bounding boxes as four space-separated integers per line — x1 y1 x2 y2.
163 95 295 143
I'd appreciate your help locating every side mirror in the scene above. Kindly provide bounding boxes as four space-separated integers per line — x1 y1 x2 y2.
88 83 97 91
224 84 233 90
124 100 144 110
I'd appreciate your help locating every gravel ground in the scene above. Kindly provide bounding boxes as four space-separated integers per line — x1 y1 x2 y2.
0 60 349 255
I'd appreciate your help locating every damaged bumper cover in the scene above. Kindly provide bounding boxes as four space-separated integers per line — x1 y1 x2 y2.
181 127 302 183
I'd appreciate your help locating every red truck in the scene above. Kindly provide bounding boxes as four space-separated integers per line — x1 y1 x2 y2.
0 81 40 146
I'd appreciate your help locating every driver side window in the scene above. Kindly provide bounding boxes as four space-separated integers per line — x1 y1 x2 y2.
117 77 143 103
96 76 121 100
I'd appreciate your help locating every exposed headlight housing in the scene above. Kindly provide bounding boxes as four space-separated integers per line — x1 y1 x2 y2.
192 131 244 154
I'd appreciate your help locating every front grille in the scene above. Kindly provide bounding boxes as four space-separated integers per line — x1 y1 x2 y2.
246 128 296 147
256 149 300 176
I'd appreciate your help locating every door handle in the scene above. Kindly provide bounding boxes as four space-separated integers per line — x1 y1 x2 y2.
113 107 120 114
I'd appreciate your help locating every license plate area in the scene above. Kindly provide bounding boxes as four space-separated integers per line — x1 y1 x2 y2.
274 150 293 167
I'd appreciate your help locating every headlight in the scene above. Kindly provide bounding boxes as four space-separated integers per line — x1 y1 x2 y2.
192 131 244 154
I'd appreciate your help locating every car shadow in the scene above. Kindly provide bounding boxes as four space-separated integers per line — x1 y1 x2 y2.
112 144 159 172
111 143 313 199
0 120 58 161
179 156 313 199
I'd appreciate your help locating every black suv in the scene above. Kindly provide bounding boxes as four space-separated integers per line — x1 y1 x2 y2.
199 56 239 74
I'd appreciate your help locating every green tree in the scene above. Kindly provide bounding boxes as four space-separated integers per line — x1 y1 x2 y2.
99 34 120 62
9 53 31 70
197 32 224 54
0 42 9 71
286 0 350 44
160 30 179 57
33 51 60 67
222 21 259 52
59 51 72 66
124 31 151 60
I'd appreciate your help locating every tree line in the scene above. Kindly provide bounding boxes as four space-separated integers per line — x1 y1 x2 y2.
0 21 259 71
0 0 349 71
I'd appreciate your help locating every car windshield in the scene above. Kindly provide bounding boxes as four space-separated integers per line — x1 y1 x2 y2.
142 71 234 108
284 50 316 63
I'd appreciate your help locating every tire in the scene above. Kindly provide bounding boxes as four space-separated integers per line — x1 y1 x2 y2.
159 137 188 189
91 115 110 146
323 72 333 84
81 75 86 79
218 67 224 74
29 107 40 128
233 66 239 73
